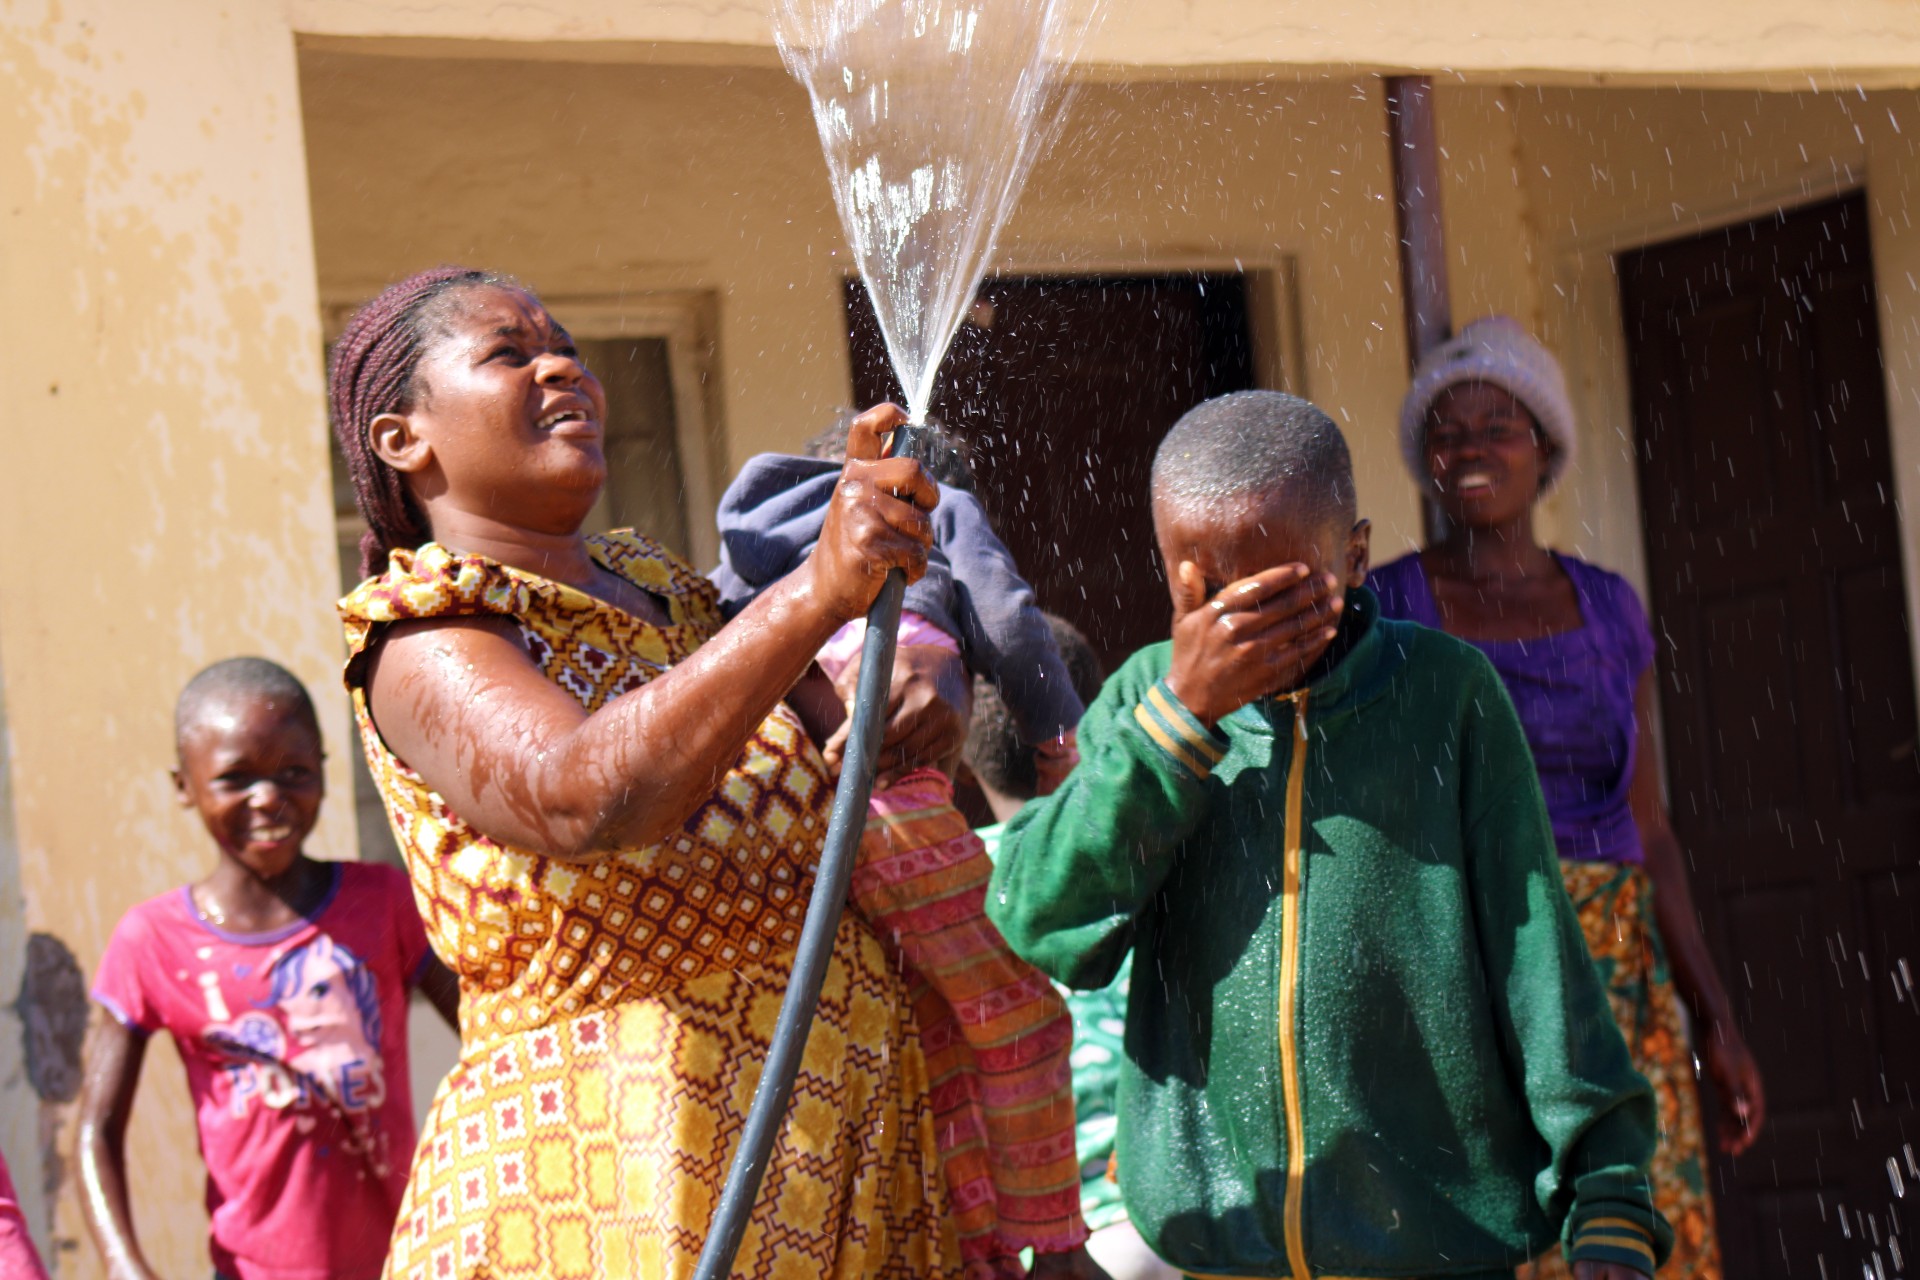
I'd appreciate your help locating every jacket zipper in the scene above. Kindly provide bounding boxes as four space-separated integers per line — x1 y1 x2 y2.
1278 689 1311 1278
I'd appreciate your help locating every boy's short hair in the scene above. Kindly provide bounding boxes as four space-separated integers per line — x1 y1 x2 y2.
175 657 319 744
965 615 1103 801
1151 390 1357 531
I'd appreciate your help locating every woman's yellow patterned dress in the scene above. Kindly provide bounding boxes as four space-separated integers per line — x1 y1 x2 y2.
340 533 961 1280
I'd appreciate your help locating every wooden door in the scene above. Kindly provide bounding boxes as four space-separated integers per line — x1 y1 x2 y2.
847 274 1256 671
1620 193 1920 1280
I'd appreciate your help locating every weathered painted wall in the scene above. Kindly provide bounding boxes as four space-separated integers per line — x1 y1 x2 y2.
298 57 1427 551
284 0 1920 90
1415 83 1920 675
5 1 1920 1275
301 59 1920 586
0 635 46 1265
0 2 348 1275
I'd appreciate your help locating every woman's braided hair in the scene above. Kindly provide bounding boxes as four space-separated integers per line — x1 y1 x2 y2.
328 266 521 577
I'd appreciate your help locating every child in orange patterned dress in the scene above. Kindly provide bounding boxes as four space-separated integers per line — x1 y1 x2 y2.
716 430 1099 1280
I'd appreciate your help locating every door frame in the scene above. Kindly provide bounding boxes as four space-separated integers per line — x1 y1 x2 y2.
869 250 1307 401
1535 165 1910 765
1546 193 1919 1269
1610 189 1920 1280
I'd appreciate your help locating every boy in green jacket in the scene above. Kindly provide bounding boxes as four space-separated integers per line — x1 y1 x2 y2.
985 391 1670 1280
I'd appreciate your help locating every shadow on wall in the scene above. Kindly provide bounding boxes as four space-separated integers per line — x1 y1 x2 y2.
7 930 86 1268
18 933 86 1107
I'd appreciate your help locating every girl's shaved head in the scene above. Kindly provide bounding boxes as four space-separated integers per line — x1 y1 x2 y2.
175 657 318 747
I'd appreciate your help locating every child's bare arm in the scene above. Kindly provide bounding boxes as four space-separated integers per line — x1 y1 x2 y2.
786 664 848 749
1164 562 1341 727
818 644 972 786
76 1017 158 1280
416 954 461 1031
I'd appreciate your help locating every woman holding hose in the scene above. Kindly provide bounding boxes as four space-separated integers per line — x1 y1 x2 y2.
330 266 966 1278
1370 317 1767 1280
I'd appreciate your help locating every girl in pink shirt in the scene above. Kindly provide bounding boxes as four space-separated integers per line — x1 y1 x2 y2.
77 658 458 1280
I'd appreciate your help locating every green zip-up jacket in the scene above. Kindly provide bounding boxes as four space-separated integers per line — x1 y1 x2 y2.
986 589 1671 1279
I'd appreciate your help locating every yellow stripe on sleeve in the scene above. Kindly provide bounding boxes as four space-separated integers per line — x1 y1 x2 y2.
1573 1233 1657 1268
1132 704 1213 778
1145 684 1226 763
1580 1218 1656 1240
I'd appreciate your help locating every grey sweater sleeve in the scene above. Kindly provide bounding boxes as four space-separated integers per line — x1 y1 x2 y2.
935 489 1085 742
711 453 962 637
713 454 1082 740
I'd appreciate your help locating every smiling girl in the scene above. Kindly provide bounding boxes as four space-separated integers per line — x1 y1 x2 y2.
78 658 459 1280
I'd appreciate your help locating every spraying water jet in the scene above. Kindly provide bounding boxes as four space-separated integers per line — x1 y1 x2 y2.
691 1 1097 1274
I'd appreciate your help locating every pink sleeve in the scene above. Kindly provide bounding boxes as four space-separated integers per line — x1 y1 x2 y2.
815 611 960 683
898 611 961 653
91 908 160 1035
0 1149 51 1280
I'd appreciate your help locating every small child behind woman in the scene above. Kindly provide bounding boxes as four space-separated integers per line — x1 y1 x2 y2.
715 428 1099 1278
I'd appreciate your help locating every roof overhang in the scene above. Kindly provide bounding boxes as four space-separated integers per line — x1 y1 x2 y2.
288 0 1920 90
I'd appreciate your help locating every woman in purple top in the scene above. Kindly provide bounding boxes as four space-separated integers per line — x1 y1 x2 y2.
1370 317 1766 1280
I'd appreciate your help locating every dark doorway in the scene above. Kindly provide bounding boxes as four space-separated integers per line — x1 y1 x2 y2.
846 274 1257 671
1620 193 1920 1280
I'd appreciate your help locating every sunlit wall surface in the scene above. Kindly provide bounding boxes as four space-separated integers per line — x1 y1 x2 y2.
2 1 1919 1275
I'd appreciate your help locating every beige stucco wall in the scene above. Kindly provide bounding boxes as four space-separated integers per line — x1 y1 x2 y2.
299 57 1433 554
0 638 43 1266
0 2 348 1275
1401 82 1920 722
300 57 1920 586
5 1 1920 1276
1502 86 1896 595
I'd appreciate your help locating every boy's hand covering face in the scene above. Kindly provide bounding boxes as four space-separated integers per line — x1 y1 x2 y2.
1164 562 1342 728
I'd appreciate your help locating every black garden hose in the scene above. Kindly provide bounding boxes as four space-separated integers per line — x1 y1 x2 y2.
692 423 931 1280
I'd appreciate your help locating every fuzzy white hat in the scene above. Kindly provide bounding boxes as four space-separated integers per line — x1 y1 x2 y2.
1398 315 1576 491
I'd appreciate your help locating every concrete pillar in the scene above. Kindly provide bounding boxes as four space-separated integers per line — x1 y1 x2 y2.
1865 91 1920 690
0 3 345 1274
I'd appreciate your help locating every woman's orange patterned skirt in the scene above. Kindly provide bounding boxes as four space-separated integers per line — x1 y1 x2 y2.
1525 862 1722 1280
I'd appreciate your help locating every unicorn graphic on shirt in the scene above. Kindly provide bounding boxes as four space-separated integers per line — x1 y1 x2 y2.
197 934 396 1176
203 933 389 1145
265 933 387 1114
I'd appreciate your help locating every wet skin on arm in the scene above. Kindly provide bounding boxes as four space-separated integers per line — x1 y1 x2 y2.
356 290 938 860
